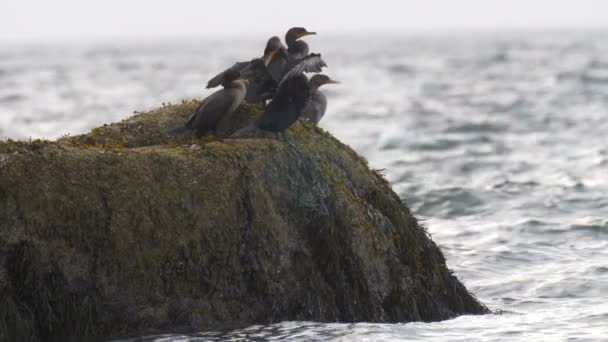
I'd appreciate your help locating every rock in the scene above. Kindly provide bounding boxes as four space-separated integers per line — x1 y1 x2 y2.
0 100 488 341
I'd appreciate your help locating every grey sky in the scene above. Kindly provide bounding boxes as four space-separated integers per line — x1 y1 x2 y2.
1 0 606 40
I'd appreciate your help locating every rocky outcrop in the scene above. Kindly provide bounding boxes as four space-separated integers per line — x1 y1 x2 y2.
0 100 488 341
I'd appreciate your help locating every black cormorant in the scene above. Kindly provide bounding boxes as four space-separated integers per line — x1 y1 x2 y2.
206 37 283 103
285 27 316 62
277 27 326 84
301 74 339 124
168 70 248 137
256 73 311 133
255 54 327 133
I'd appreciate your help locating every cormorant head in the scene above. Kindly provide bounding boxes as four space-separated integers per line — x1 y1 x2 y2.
285 27 316 43
263 36 284 66
309 74 339 89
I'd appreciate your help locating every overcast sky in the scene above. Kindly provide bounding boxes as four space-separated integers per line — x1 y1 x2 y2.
1 0 607 41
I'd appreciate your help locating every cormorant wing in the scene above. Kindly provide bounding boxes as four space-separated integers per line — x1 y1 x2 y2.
279 53 327 86
206 61 251 89
189 89 238 132
257 74 311 132
239 59 278 103
301 90 327 124
241 59 274 84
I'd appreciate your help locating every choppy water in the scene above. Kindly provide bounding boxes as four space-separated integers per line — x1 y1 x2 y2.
2 31 608 341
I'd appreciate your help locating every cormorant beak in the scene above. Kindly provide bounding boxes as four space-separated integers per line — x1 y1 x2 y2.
297 31 317 40
324 79 340 85
263 50 278 67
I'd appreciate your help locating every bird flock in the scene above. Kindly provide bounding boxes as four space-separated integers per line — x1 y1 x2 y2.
168 27 338 139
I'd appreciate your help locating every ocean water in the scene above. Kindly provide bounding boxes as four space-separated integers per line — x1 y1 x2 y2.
2 31 608 341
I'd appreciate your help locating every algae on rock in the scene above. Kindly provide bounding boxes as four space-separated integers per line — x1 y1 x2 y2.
0 101 488 341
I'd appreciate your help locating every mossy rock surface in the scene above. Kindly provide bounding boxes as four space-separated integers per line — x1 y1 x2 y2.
0 101 488 341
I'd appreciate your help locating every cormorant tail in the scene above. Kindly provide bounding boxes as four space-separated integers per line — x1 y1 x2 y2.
229 124 258 139
166 124 189 137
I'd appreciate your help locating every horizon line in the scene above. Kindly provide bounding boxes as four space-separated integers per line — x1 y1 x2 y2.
2 25 608 44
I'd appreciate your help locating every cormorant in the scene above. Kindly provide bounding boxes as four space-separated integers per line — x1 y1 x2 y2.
256 73 311 133
301 74 339 124
285 27 316 62
276 27 326 85
255 54 327 134
206 37 284 103
168 70 247 137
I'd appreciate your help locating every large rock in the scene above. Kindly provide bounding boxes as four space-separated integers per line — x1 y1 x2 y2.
0 100 488 341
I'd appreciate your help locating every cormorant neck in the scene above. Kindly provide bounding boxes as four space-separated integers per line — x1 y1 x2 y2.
285 33 297 47
287 40 309 55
